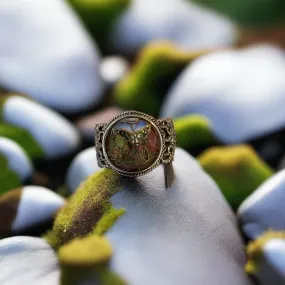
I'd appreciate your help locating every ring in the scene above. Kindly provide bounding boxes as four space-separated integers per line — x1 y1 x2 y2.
94 110 176 188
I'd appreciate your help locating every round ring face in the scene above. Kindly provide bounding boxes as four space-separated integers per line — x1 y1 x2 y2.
102 113 163 176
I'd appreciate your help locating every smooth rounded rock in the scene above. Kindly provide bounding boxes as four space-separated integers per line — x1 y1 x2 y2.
0 137 33 181
238 169 285 239
0 236 59 285
2 96 80 159
162 44 285 143
0 186 65 234
110 0 236 55
100 56 129 87
264 239 285 281
107 148 251 285
0 0 103 113
246 232 285 285
66 147 101 193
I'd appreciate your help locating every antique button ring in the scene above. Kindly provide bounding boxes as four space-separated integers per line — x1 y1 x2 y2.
94 111 176 188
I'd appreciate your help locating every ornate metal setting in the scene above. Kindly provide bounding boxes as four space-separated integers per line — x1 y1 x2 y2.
94 110 176 178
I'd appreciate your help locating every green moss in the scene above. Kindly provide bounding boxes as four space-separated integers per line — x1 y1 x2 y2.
67 0 131 52
59 235 126 285
0 154 21 195
0 123 44 159
246 230 285 274
59 235 112 266
0 95 9 118
114 41 211 116
192 0 285 28
93 207 126 236
198 145 273 209
45 169 125 249
174 115 217 150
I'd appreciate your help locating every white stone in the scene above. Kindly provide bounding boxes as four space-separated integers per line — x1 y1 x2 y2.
0 0 103 113
264 239 285 280
0 137 33 180
238 169 285 239
3 96 80 159
100 56 129 87
66 147 101 193
107 148 251 285
12 186 65 232
110 0 236 55
162 44 285 143
0 236 59 285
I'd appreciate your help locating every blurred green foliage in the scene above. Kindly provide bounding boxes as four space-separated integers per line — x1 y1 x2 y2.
0 154 21 195
45 169 124 249
114 41 210 116
192 0 285 27
174 115 217 150
67 0 131 52
198 145 273 209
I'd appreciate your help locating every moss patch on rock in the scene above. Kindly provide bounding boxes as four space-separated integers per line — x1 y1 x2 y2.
59 235 125 285
192 0 285 28
174 115 217 150
198 145 273 209
45 169 124 249
0 188 22 234
114 41 211 116
59 235 112 267
0 95 9 118
0 154 21 195
0 123 44 160
246 230 285 274
67 0 131 52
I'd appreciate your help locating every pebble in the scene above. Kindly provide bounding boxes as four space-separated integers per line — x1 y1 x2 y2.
0 0 103 113
0 186 65 234
161 44 285 143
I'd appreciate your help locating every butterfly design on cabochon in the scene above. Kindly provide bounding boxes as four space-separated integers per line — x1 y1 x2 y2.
107 122 159 168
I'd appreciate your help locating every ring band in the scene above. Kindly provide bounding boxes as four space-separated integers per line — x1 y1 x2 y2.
94 110 176 188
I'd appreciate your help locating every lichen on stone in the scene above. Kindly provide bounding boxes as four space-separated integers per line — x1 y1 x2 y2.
174 114 217 150
198 145 273 209
59 235 126 285
0 123 44 159
114 41 211 116
67 0 131 52
192 0 285 27
45 169 125 249
245 230 285 274
0 154 21 195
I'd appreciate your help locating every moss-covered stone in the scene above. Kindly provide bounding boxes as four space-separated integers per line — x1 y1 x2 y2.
0 188 22 233
192 0 285 28
245 230 285 274
67 0 131 52
174 115 217 150
0 154 21 196
59 235 125 285
198 145 273 209
0 123 44 160
114 41 211 116
45 169 124 249
59 235 112 267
